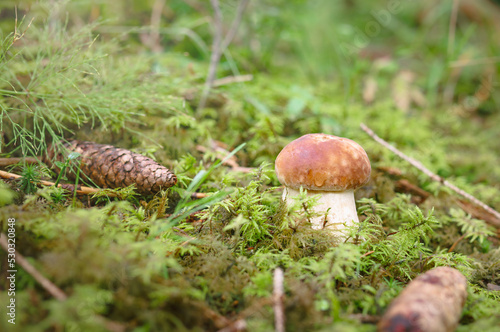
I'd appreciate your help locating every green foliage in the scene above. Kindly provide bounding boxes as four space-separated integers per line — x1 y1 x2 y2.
220 167 276 249
354 197 438 278
462 284 500 324
18 163 41 194
307 244 362 284
243 270 273 298
0 181 15 206
53 151 80 187
446 208 495 245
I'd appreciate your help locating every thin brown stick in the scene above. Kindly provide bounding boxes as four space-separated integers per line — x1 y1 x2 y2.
213 74 253 87
361 250 375 258
220 0 250 52
0 233 68 301
273 268 285 332
360 123 500 224
197 0 250 111
0 157 39 167
448 233 466 253
13 8 34 45
0 170 117 197
191 192 210 199
197 0 223 112
149 0 166 52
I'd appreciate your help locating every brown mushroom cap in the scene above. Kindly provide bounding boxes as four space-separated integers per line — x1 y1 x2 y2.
275 133 371 191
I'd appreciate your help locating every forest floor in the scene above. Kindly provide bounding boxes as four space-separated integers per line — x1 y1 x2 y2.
0 1 500 331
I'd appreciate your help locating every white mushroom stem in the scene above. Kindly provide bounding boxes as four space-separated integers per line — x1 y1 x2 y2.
283 187 359 234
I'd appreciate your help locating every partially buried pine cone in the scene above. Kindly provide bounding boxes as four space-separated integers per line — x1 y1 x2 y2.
44 140 177 195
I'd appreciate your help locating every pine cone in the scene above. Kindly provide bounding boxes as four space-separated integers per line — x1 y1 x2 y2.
44 140 177 195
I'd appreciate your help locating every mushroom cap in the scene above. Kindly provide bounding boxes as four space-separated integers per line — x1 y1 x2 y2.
275 133 371 191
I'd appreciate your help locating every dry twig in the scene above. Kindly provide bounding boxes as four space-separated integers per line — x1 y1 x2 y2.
148 0 166 52
213 74 253 87
273 268 285 332
0 169 116 197
448 233 466 253
361 250 375 258
197 0 250 111
0 157 39 167
191 192 210 199
360 123 500 226
0 233 68 301
197 0 223 112
220 0 250 52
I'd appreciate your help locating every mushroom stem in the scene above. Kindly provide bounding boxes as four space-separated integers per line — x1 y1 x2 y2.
284 187 359 234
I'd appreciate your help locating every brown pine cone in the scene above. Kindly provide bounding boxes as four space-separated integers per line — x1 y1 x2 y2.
377 267 467 332
44 140 177 195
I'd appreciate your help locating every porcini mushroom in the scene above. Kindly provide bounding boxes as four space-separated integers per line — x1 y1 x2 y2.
275 133 371 235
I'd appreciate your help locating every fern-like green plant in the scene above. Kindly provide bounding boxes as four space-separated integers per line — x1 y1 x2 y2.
446 208 495 245
219 165 277 250
305 244 363 319
19 163 41 194
355 197 438 279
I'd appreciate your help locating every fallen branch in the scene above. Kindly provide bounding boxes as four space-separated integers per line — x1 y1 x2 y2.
273 268 285 332
377 267 467 332
360 123 500 226
0 233 68 301
197 0 223 112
